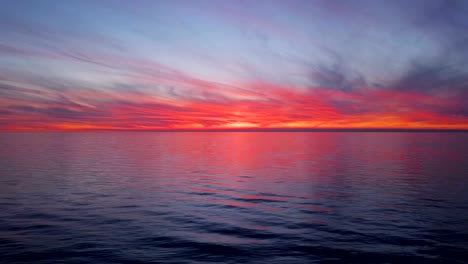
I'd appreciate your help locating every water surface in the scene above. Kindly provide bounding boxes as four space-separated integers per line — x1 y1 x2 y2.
1 132 467 263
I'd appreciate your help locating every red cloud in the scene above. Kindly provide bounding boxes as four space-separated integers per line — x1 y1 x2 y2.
3 78 468 131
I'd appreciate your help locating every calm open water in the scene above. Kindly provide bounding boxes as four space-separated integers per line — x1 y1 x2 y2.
0 132 467 264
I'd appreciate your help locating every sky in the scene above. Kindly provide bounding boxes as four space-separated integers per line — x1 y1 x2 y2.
1 0 468 131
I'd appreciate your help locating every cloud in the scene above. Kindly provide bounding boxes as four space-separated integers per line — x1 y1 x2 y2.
1 0 468 130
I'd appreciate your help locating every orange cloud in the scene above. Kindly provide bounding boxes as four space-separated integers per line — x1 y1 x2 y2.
2 78 468 131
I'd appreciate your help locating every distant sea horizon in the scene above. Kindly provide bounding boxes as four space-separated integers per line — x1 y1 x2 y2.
2 128 468 133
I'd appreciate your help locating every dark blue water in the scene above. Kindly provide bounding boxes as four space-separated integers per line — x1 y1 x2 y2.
1 132 467 263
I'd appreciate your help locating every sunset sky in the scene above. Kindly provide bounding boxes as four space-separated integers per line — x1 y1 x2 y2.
1 0 468 131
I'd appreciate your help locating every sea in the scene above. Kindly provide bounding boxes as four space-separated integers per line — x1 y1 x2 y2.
0 132 467 263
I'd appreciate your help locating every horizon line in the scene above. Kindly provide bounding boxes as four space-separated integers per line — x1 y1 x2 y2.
2 128 468 133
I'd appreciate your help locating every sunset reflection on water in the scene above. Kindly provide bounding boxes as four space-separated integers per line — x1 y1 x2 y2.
0 132 467 263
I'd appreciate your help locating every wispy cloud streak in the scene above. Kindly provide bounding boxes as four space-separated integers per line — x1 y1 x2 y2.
1 0 468 130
